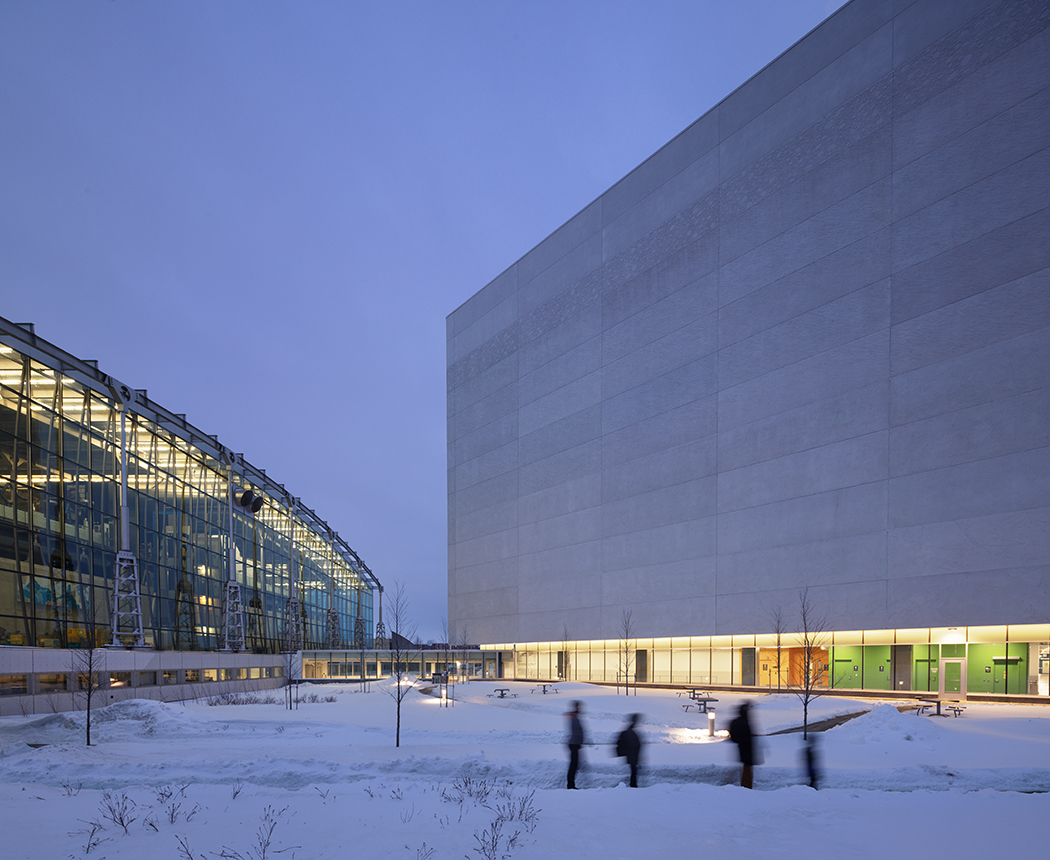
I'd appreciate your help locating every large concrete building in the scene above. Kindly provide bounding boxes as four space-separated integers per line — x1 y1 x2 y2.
447 0 1049 695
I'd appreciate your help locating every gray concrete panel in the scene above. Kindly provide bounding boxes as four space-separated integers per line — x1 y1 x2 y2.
601 477 717 538
601 354 718 436
518 474 601 527
718 531 888 593
716 579 889 635
719 381 889 473
889 209 1050 326
719 229 891 349
601 241 718 332
888 447 1050 528
453 411 518 469
602 279 717 367
601 395 718 470
518 541 602 588
720 126 891 264
886 565 1050 628
601 190 719 287
893 25 1050 168
517 404 601 469
892 88 1049 221
602 441 718 505
718 331 889 431
452 381 518 440
452 470 518 519
518 307 601 379
454 499 518 545
889 328 1050 426
718 432 889 513
454 440 518 493
890 270 1049 376
888 507 1050 580
719 179 891 305
718 281 890 390
601 516 717 572
454 526 518 568
891 151 1050 273
517 439 601 497
602 315 717 402
521 607 604 644
717 482 888 555
892 0 1050 120
453 352 518 414
600 558 717 606
518 338 600 408
518 571 602 615
720 75 892 222
518 370 600 437
891 0 998 65
518 506 601 556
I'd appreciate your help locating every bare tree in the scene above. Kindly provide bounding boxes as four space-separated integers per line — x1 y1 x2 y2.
281 650 299 710
618 609 636 696
768 604 786 692
790 588 831 739
72 645 105 746
72 597 107 745
454 621 471 682
560 625 572 682
384 581 418 747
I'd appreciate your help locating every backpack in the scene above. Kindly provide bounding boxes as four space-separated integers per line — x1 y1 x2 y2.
615 731 626 757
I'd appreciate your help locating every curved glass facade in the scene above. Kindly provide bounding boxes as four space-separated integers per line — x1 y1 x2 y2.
0 318 376 653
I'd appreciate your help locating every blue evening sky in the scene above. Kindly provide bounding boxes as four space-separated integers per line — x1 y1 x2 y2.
1 1 845 641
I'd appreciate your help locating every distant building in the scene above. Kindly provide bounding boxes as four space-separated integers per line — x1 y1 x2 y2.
0 316 380 712
446 0 1050 696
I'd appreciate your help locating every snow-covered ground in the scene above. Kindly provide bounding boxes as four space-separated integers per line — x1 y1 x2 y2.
1 679 1048 859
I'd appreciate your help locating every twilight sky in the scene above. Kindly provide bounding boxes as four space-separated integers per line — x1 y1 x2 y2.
1 0 845 641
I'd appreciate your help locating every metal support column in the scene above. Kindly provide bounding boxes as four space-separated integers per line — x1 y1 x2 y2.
111 401 145 647
221 462 245 652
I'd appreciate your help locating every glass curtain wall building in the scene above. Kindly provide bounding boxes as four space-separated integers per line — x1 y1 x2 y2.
0 317 377 655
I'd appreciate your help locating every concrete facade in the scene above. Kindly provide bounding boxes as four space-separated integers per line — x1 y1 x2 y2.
447 0 1050 646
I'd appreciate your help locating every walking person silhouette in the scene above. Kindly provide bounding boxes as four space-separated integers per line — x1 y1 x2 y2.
615 713 643 787
566 700 585 789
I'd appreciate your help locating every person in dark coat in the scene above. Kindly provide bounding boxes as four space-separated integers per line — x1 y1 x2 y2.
803 733 820 789
728 701 758 789
566 700 585 789
615 713 643 787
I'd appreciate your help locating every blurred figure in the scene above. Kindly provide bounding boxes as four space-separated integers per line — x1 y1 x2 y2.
566 700 585 789
803 733 821 789
728 702 758 789
615 713 643 787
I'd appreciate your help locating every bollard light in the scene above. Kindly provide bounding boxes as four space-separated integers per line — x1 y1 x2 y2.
708 710 716 737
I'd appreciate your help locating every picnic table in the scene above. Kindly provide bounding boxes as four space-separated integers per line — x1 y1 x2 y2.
488 688 517 699
917 699 965 717
682 690 718 713
532 683 559 694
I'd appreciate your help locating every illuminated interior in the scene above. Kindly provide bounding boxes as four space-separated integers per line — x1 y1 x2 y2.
479 625 1050 697
0 326 375 653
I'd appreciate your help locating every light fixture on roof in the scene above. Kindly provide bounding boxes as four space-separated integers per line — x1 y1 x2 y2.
234 487 265 514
